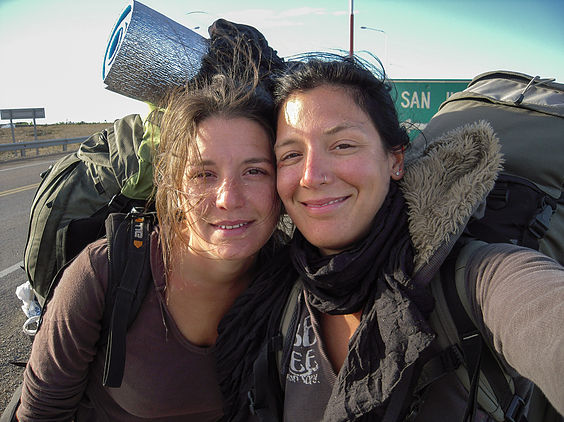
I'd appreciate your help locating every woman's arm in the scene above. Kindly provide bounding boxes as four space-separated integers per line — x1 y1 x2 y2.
466 243 564 415
17 240 109 421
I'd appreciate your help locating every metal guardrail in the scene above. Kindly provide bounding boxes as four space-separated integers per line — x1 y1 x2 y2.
0 137 88 157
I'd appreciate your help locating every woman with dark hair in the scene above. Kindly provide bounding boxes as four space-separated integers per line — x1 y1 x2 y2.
16 71 282 421
217 55 564 421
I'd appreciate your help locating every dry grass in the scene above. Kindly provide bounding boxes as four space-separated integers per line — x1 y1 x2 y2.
0 123 111 161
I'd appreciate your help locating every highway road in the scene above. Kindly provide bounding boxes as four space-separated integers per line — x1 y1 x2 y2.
0 154 63 412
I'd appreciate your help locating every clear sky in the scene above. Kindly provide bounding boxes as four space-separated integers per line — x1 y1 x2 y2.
1 0 563 124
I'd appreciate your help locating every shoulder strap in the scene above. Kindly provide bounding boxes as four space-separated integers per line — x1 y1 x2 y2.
276 280 301 380
248 281 301 421
102 209 155 388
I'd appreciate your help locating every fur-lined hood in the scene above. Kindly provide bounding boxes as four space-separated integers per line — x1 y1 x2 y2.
401 120 503 284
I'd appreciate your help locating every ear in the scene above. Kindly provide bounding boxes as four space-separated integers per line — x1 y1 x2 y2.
390 150 405 181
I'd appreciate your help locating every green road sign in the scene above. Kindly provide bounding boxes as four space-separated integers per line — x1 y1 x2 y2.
390 79 471 130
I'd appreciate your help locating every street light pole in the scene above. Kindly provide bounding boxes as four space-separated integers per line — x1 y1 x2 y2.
360 26 388 70
349 0 354 57
185 10 207 31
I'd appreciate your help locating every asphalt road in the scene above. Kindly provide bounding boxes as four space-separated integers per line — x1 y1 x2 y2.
0 154 63 413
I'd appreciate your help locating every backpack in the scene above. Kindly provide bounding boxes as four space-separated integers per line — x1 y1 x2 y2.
249 71 564 422
23 113 160 305
1 115 160 422
1 209 155 422
414 70 564 265
410 70 564 422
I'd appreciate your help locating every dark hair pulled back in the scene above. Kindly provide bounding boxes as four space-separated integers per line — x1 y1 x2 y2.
274 54 409 151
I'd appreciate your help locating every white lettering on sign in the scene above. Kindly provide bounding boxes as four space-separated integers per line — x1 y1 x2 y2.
400 91 430 109
446 91 457 99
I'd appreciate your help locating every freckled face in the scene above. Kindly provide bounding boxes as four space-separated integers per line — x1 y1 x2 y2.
183 116 279 261
275 85 403 255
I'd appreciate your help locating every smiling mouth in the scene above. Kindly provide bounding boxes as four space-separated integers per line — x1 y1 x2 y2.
214 222 250 230
304 197 348 208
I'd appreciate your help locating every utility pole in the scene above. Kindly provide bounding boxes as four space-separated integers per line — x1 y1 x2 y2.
349 0 354 57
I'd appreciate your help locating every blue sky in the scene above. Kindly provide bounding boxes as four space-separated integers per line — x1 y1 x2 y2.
1 0 563 124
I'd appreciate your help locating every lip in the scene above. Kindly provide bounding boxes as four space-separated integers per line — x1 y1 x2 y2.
300 196 350 212
211 220 253 232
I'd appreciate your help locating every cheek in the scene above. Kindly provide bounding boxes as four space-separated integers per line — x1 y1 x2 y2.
276 167 298 202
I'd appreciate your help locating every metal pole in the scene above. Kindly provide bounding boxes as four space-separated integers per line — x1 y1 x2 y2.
349 0 354 57
10 115 15 143
33 110 38 140
360 26 388 70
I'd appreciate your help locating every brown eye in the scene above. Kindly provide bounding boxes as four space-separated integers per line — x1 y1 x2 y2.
246 168 267 176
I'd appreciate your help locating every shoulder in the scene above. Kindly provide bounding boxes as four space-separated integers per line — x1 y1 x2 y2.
49 238 110 309
73 237 110 282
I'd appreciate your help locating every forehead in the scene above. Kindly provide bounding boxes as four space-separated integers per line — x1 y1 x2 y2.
277 85 373 135
195 116 273 157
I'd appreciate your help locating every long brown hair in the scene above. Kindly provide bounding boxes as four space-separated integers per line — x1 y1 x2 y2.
153 67 277 269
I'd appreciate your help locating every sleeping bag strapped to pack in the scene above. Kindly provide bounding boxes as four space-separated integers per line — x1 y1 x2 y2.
413 70 564 265
23 113 160 305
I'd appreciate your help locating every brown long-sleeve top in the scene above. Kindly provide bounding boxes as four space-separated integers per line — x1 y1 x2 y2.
17 232 224 421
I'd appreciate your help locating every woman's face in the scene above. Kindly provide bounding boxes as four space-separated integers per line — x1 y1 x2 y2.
275 85 403 255
183 116 278 261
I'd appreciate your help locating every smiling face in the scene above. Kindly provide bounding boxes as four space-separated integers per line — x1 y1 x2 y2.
275 85 403 255
183 116 279 261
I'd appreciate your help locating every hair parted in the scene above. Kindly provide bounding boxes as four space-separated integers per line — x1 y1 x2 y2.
274 53 410 151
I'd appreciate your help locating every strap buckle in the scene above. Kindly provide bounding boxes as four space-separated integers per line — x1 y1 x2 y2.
505 394 526 422
528 201 556 240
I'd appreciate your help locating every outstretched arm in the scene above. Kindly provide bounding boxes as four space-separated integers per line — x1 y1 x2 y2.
466 243 564 415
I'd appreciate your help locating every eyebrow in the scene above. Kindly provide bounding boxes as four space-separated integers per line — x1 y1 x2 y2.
275 122 365 150
199 157 274 166
274 139 298 150
324 122 363 135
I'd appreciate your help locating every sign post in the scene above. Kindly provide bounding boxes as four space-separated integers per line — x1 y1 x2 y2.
390 80 470 134
1 108 45 143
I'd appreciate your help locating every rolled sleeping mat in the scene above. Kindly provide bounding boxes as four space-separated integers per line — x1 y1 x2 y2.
102 0 209 105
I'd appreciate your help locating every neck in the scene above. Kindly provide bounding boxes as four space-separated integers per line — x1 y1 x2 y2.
320 310 363 372
165 246 257 346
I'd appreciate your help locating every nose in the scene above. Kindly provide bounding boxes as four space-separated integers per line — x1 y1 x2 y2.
300 149 329 188
215 177 245 209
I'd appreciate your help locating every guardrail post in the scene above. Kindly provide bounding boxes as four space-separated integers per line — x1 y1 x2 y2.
10 118 16 143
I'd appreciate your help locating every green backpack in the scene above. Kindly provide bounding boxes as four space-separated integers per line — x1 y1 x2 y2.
410 70 564 422
413 70 564 265
1 115 162 422
23 113 159 304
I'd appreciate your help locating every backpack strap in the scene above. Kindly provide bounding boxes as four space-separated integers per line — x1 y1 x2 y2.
102 209 155 388
276 281 302 382
248 281 301 421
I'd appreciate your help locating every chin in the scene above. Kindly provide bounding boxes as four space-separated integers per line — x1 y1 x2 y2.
213 245 259 262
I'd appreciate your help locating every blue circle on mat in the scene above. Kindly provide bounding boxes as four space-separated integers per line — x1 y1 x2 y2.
102 4 132 79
